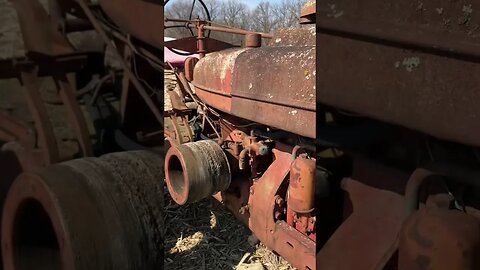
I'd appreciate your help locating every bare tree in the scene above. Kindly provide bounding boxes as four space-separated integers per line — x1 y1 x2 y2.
216 0 250 44
203 0 221 21
220 0 249 28
165 0 308 42
165 0 220 38
273 0 307 28
251 1 277 33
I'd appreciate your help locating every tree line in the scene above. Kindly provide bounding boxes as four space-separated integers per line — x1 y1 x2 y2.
165 0 308 45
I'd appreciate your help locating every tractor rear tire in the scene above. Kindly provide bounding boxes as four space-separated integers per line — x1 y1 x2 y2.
2 150 164 270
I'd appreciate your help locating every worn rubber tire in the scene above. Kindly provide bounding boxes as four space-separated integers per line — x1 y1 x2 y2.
2 150 164 270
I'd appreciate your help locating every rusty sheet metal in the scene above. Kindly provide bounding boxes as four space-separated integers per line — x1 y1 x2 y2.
288 156 315 213
20 70 60 165
193 48 249 97
54 74 93 157
0 112 31 143
99 0 163 49
300 0 316 24
1 141 45 172
0 55 90 79
193 48 249 113
231 97 315 138
317 164 407 270
53 0 88 20
9 0 74 57
318 0 480 147
273 221 316 270
167 114 194 144
78 0 164 127
166 90 189 111
248 149 315 270
184 57 198 81
269 27 316 47
196 90 232 113
318 1 480 57
194 41 316 139
399 194 480 270
231 46 316 138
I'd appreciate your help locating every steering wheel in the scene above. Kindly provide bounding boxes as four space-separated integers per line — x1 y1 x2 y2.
164 0 211 37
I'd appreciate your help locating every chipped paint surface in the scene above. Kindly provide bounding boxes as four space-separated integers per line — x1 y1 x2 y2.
0 0 102 60
198 48 250 83
230 41 316 138
193 27 316 138
270 27 315 47
232 46 315 107
318 0 480 146
402 57 421 72
326 3 345 18
193 47 250 95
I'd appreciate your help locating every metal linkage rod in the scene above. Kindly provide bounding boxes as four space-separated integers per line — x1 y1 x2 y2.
76 0 164 127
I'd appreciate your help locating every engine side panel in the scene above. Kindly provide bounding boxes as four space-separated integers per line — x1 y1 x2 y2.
318 0 480 146
231 46 316 138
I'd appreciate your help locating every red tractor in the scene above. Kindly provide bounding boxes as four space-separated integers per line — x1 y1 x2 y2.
164 1 316 269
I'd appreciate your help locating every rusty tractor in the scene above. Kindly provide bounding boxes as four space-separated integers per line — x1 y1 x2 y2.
0 0 318 269
0 0 164 269
318 1 480 269
164 0 316 269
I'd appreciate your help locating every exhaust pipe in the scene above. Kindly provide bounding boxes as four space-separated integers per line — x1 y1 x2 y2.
165 140 231 204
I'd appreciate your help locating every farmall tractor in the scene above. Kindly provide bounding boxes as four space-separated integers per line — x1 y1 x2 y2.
164 0 316 269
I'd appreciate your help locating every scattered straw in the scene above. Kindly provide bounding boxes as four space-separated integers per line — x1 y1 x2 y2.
164 185 295 270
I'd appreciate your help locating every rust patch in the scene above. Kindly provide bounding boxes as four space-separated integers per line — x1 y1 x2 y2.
270 27 316 47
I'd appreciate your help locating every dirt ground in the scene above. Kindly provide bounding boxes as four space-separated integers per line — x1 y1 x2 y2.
164 191 295 270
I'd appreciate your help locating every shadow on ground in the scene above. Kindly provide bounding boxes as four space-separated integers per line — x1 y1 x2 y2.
163 186 294 270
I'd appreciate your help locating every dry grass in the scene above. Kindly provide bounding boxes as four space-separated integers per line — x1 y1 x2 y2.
163 187 295 270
